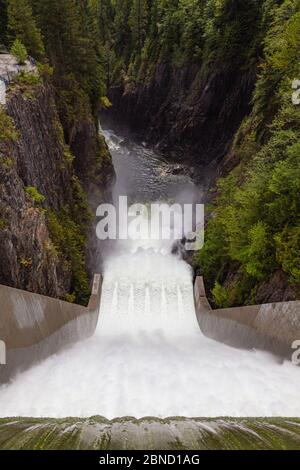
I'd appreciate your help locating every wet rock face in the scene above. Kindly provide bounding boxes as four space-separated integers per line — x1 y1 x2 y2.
6 86 74 210
0 83 114 300
0 86 77 297
70 119 115 199
0 199 69 298
0 85 74 297
104 62 256 178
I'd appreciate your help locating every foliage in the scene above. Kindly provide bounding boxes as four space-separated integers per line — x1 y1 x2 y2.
96 0 269 86
0 106 19 141
29 0 106 120
25 186 45 204
65 292 76 304
0 218 7 230
47 210 90 305
100 96 112 109
7 0 45 60
12 70 41 88
196 0 300 306
0 0 8 45
275 226 300 284
19 257 33 268
10 38 28 65
212 282 231 308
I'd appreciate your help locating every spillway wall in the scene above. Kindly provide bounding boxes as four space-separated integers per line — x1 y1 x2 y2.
0 275 102 384
194 277 300 359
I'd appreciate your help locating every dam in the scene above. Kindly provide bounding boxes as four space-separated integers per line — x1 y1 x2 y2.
0 129 300 447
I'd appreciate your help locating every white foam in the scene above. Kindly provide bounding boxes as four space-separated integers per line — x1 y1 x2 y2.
0 245 300 418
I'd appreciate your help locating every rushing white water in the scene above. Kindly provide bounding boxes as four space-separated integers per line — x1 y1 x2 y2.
0 129 300 418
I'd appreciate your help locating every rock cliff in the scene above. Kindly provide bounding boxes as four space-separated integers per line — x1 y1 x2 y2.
104 62 256 187
0 76 113 303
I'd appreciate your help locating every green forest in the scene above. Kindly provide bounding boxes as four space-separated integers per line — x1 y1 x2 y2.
0 0 299 307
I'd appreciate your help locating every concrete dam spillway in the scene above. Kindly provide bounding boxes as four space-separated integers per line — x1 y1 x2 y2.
0 129 300 421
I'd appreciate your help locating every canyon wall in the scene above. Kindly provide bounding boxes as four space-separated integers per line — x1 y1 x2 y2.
0 75 114 304
105 62 256 183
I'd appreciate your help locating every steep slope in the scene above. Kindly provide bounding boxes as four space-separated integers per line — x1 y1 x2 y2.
195 0 300 306
0 70 113 304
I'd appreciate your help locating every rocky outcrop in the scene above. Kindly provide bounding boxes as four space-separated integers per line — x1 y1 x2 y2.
69 117 115 195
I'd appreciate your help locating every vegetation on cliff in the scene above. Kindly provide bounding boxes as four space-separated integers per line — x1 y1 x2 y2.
195 0 300 306
0 0 113 304
93 0 266 87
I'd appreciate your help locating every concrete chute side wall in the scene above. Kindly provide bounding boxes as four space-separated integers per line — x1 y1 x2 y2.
194 276 300 359
0 274 102 384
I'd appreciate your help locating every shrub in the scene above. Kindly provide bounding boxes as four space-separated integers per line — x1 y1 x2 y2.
0 106 19 142
47 210 90 305
19 257 33 268
275 226 300 284
100 96 112 109
212 282 231 309
11 39 27 65
13 70 41 87
25 186 45 205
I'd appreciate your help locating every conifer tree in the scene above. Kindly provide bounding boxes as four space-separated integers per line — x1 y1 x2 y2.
7 0 45 60
113 0 132 62
0 0 8 46
96 0 114 44
129 0 149 54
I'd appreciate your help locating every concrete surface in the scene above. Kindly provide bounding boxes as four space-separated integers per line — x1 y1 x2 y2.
0 274 102 384
194 276 300 359
0 416 300 450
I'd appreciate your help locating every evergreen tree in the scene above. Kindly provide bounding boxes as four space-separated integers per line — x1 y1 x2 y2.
129 0 149 54
7 0 45 60
96 0 114 44
29 0 106 126
0 0 8 46
11 38 28 64
113 0 132 62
